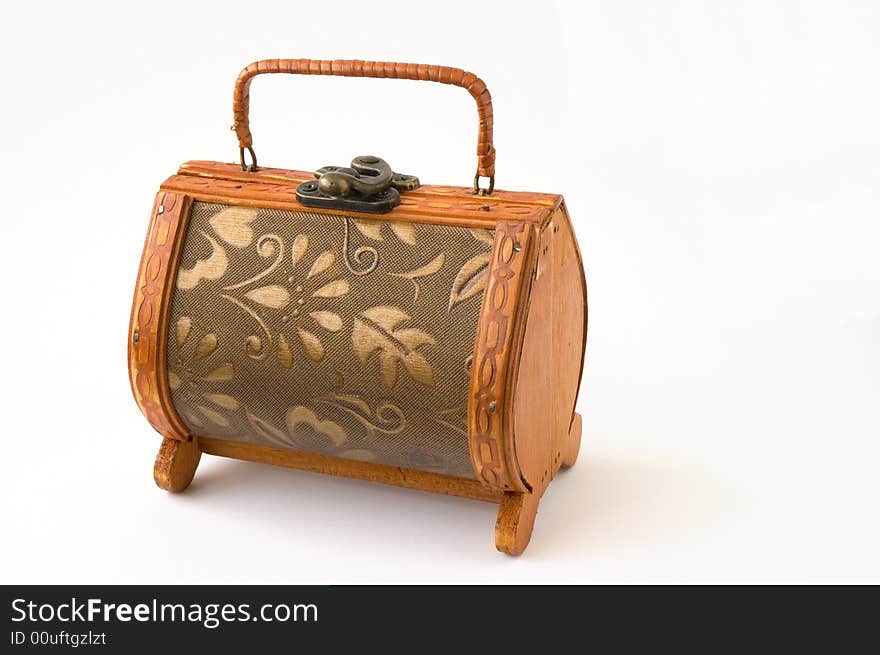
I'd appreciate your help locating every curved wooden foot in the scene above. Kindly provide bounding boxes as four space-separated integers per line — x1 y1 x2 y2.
495 491 540 555
561 412 582 469
154 436 201 492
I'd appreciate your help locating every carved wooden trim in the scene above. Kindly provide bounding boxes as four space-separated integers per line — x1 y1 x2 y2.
178 161 562 208
128 191 193 441
160 161 561 228
197 437 504 503
161 175 546 226
467 221 537 492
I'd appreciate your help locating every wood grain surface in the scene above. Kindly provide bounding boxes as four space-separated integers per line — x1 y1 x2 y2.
128 191 193 442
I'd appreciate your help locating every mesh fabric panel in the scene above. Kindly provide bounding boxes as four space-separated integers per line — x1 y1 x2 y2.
166 201 493 479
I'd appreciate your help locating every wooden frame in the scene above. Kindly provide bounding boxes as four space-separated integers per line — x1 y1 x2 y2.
129 160 587 555
128 191 192 442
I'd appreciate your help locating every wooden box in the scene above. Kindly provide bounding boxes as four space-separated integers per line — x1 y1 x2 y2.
128 59 587 554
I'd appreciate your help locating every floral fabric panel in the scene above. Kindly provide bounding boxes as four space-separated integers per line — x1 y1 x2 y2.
166 202 494 479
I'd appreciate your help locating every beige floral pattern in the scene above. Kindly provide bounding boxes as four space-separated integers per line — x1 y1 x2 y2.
352 306 436 387
353 218 417 245
167 316 239 432
166 202 495 479
239 236 352 367
245 405 375 462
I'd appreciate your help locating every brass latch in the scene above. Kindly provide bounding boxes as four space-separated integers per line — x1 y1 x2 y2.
296 155 420 214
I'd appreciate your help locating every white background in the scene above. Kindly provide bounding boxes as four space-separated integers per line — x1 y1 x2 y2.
1 0 878 583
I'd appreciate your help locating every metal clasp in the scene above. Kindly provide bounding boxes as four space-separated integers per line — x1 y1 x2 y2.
295 155 420 214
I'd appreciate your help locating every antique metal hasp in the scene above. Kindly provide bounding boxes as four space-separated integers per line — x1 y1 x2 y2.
295 155 420 214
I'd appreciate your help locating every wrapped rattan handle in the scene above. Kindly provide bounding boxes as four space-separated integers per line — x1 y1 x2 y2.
232 59 496 191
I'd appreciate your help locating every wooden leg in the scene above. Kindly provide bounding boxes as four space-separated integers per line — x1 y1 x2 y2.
154 436 201 492
560 412 582 469
495 491 540 555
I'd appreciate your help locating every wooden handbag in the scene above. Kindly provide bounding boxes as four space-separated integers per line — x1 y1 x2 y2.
128 59 587 554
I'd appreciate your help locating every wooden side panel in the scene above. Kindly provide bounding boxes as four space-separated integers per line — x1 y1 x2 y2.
550 204 587 469
510 226 555 491
128 191 193 441
511 203 587 492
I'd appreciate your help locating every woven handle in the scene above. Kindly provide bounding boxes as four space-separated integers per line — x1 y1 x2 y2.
232 59 496 186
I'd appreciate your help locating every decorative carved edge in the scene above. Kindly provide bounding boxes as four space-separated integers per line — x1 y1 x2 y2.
178 161 562 209
128 191 193 441
162 162 559 227
467 221 536 492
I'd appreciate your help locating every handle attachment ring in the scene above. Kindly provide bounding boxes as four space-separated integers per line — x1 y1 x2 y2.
240 146 258 172
473 173 495 196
